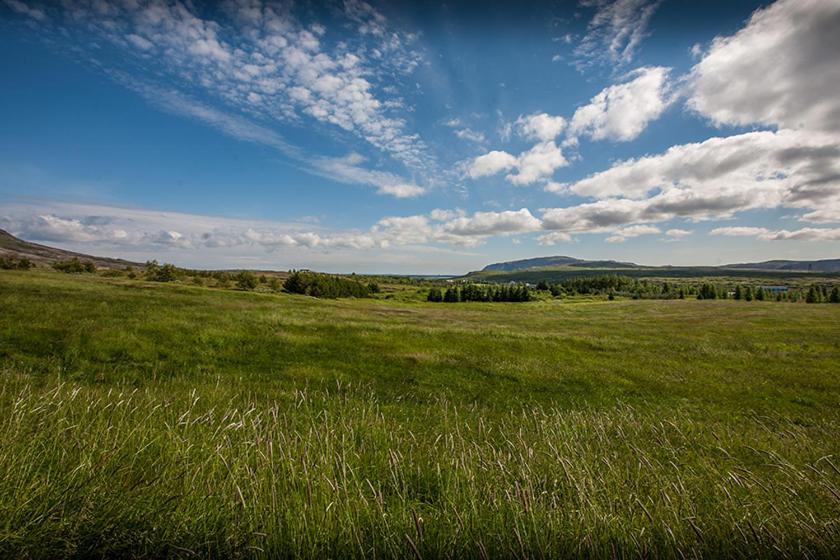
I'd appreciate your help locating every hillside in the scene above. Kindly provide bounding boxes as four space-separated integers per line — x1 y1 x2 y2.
472 254 840 281
725 258 840 273
0 229 142 269
481 255 637 272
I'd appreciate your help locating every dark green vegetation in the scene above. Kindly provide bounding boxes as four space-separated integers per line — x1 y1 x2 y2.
283 270 376 298
467 264 840 284
1 270 840 558
427 283 532 302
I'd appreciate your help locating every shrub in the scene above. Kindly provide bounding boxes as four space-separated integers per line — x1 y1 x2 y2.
1 256 33 270
283 271 372 299
235 271 258 291
53 258 93 273
426 287 443 302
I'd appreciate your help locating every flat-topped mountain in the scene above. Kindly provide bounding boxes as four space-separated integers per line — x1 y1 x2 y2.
482 256 637 272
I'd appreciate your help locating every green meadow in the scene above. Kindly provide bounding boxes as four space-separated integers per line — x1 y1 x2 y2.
1 270 839 558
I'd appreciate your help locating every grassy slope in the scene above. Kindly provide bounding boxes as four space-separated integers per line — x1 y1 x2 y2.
1 271 839 558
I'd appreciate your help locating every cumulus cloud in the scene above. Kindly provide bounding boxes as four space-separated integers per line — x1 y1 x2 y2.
688 0 840 133
515 113 567 142
665 228 692 238
468 150 518 179
506 142 568 185
567 130 840 216
575 0 661 68
569 66 672 141
441 209 541 236
469 142 568 186
470 68 669 188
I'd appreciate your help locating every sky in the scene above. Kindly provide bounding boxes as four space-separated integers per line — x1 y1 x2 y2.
1 0 840 274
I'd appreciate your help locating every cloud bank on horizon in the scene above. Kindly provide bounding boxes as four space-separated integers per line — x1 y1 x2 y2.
1 0 840 272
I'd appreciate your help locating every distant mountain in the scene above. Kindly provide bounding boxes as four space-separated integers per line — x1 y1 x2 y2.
723 259 840 273
481 255 638 272
0 229 142 269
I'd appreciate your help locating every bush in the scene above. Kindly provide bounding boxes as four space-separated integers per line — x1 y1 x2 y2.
0 256 33 270
53 258 94 274
235 271 258 291
426 287 443 302
283 271 372 299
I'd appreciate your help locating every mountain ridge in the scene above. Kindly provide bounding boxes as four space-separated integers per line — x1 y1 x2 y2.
481 255 840 273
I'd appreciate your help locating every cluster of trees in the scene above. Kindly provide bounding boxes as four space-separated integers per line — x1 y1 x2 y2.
0 256 33 270
530 275 840 304
537 276 686 299
283 270 374 299
427 283 532 303
53 258 96 273
805 285 840 304
143 260 178 282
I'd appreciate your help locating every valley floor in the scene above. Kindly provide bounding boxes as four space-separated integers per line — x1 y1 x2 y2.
1 271 839 558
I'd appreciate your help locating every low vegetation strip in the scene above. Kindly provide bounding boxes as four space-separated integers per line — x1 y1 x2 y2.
1 271 839 558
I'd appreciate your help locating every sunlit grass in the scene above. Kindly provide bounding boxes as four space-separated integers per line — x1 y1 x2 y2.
1 271 839 557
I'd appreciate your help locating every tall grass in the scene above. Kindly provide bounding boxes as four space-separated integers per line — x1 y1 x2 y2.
1 377 838 557
1 271 839 557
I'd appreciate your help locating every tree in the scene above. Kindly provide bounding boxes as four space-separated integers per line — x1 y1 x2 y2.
829 286 840 304
536 280 550 291
235 271 258 290
755 287 766 301
443 287 460 303
426 287 443 302
53 258 87 273
806 286 819 304
744 286 754 302
734 285 743 300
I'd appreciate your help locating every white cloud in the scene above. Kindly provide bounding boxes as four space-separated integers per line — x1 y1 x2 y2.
441 209 541 236
575 0 661 67
468 150 518 179
566 130 840 218
688 0 840 134
15 0 430 172
469 142 568 186
309 153 425 198
506 142 568 186
604 224 660 243
515 113 567 142
537 231 573 245
712 226 840 242
665 228 692 238
454 128 487 144
569 66 672 142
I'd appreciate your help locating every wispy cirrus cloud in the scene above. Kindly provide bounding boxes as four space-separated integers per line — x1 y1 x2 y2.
574 0 661 69
7 0 431 196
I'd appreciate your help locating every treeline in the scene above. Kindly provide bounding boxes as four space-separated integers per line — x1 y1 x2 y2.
283 270 377 299
427 283 532 303
537 276 687 299
0 256 33 270
531 275 840 303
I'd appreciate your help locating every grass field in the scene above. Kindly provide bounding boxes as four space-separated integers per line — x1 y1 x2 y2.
1 270 839 558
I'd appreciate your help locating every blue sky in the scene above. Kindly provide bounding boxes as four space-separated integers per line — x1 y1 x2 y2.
1 0 839 273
